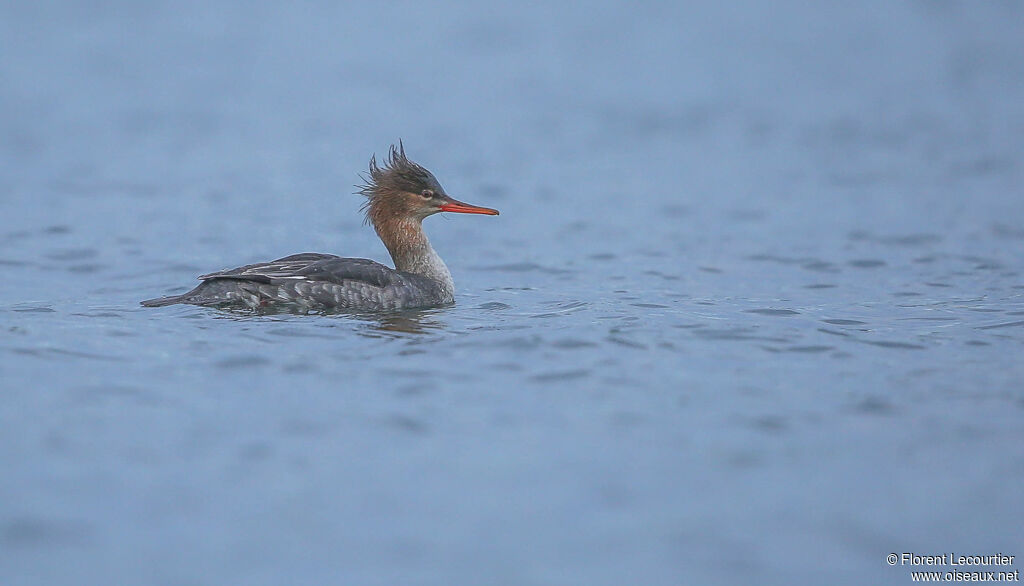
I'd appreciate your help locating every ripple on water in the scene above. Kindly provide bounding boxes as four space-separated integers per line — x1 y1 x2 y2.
660 204 690 217
215 355 272 369
549 338 599 349
643 270 682 281
385 414 429 435
529 300 588 318
745 308 800 316
529 369 590 382
71 311 125 318
12 347 124 362
265 327 338 339
1 517 94 547
850 395 897 415
44 248 98 261
476 302 511 310
10 305 56 313
821 319 866 326
693 327 792 343
607 336 648 349
784 345 835 353
802 260 840 273
881 234 942 246
862 340 927 350
282 361 320 373
992 223 1024 240
66 264 107 274
977 320 1024 330
71 384 163 407
492 335 543 350
848 231 942 247
897 316 957 322
747 254 847 274
0 259 31 267
848 259 887 268
748 414 788 435
473 262 573 275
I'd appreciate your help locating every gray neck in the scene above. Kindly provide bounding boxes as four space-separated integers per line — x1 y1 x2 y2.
377 219 454 300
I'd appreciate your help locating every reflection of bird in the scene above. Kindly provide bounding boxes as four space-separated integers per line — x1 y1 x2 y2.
142 144 499 311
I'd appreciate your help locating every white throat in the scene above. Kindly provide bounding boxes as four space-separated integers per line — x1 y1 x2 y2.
379 219 455 301
397 239 454 299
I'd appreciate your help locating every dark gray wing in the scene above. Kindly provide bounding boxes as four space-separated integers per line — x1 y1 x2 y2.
198 253 341 283
199 253 404 289
291 257 401 288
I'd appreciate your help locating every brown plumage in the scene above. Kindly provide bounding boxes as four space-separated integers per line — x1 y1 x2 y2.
359 141 449 227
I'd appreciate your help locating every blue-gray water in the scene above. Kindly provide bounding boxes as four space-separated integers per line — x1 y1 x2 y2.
2 2 1023 584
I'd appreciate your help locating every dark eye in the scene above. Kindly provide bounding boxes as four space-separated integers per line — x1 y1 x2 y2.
420 189 434 199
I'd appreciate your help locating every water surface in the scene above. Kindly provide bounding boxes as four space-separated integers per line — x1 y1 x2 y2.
1 2 1023 584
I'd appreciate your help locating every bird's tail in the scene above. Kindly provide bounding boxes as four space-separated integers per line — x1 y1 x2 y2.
140 294 189 307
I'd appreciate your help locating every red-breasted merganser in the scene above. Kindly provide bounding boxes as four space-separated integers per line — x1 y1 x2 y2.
141 144 499 312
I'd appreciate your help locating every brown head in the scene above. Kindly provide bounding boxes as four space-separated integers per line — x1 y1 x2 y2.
358 143 499 230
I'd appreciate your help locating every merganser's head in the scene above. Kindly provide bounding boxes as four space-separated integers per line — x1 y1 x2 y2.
359 142 499 227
